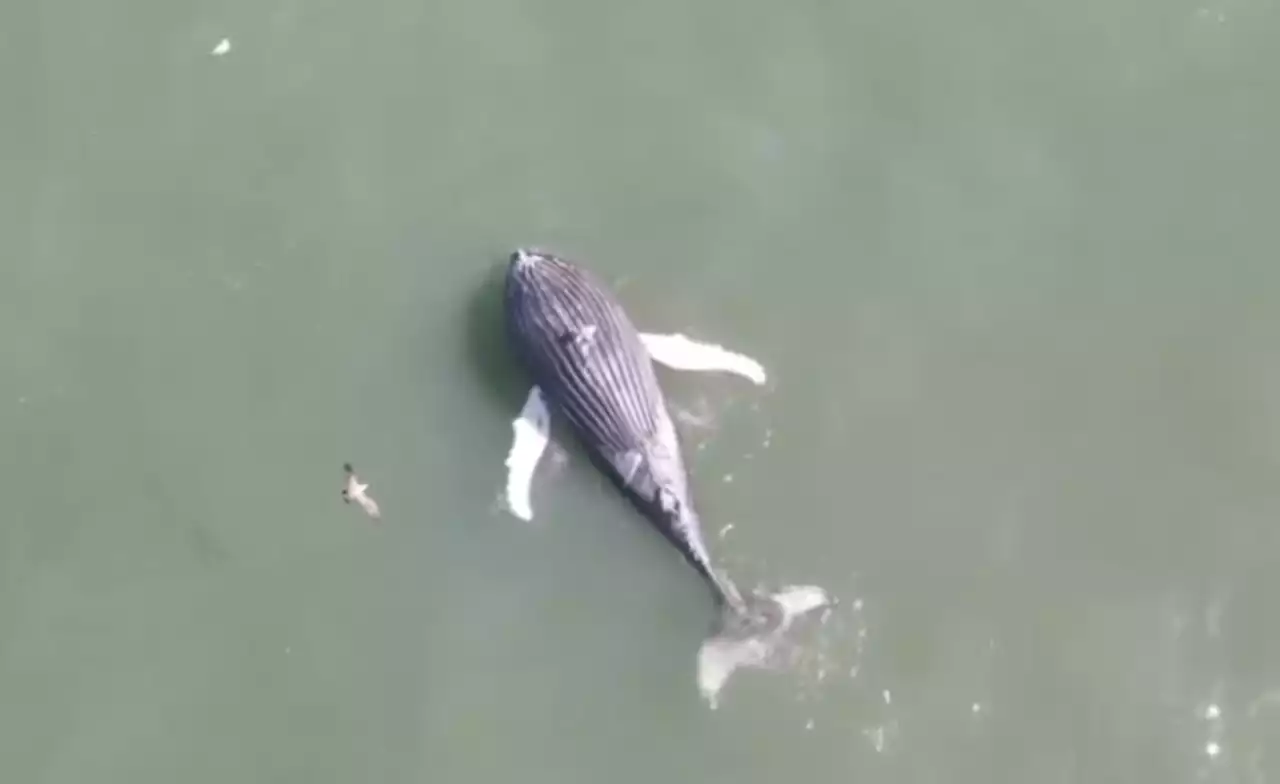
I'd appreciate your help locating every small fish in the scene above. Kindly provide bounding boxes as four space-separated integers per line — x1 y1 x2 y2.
341 462 381 520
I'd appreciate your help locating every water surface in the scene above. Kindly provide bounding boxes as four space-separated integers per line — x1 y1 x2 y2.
2 0 1279 782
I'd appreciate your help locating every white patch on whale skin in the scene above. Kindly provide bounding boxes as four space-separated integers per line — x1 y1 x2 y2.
504 385 551 522
562 323 599 360
639 332 768 386
618 450 644 487
696 584 832 708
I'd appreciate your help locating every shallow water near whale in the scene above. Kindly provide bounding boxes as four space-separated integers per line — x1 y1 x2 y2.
3 0 1280 782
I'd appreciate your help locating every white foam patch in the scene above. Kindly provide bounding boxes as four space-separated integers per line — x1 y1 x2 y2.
673 396 716 430
696 584 833 708
640 332 768 385
503 386 550 521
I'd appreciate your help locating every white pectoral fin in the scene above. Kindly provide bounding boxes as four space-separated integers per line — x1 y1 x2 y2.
639 332 768 386
504 385 552 522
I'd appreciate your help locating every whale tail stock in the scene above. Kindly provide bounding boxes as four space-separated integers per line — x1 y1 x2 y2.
695 572 833 707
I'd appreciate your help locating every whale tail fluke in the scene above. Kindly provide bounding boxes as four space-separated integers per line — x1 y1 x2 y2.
695 584 832 707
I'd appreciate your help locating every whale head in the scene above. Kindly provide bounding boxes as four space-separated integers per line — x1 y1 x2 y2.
508 247 554 273
505 247 578 314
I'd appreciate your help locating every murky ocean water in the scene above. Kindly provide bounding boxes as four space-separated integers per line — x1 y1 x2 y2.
2 0 1278 781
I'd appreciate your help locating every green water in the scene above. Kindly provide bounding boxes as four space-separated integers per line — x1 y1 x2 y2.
3 0 1279 782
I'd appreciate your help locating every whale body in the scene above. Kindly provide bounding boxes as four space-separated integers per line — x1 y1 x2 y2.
500 250 832 703
503 248 761 611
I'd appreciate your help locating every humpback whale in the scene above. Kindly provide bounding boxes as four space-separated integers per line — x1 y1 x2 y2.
497 248 830 705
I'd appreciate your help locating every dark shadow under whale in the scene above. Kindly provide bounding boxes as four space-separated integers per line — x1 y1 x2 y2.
464 259 530 414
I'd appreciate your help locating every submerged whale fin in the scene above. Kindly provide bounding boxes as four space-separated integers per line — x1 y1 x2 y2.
696 584 832 708
504 385 552 521
638 332 768 386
